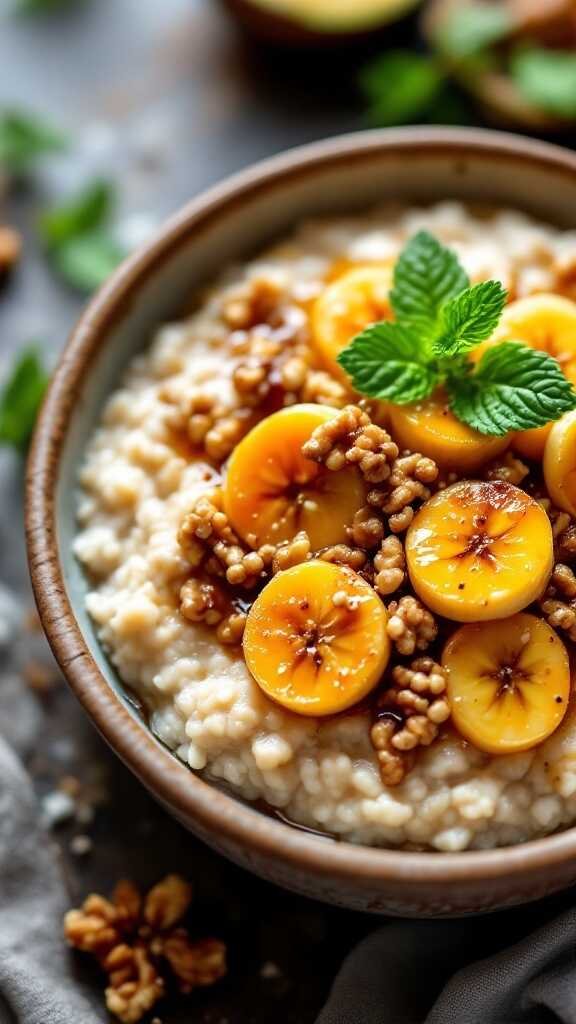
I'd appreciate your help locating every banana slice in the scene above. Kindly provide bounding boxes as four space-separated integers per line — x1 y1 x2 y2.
406 480 553 622
312 263 393 378
443 614 570 754
485 294 576 461
243 560 390 716
544 408 576 517
388 389 509 473
223 404 366 549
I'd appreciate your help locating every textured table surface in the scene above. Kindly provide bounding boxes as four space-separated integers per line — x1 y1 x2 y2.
0 2 371 1020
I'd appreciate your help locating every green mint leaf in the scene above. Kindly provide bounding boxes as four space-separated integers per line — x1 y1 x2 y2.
39 179 114 247
0 109 67 175
436 2 512 60
53 231 125 293
337 322 438 403
359 52 444 127
433 280 507 358
447 342 576 436
0 347 48 451
511 47 576 119
390 230 469 337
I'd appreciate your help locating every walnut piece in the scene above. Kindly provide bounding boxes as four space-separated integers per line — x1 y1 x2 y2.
540 563 576 641
65 875 225 1024
272 530 312 573
386 595 437 655
368 453 439 533
179 578 229 625
178 490 273 588
373 536 406 596
302 404 399 483
216 611 248 645
371 658 450 785
485 451 530 486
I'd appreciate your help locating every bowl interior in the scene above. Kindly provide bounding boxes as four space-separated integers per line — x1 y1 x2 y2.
44 130 576 889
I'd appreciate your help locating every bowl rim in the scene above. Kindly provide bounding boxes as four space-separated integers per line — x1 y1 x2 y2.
26 125 576 887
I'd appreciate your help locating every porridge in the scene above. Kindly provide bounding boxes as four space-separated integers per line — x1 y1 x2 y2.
75 201 576 852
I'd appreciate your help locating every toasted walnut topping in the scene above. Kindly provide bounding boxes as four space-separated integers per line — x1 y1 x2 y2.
485 451 530 486
222 277 283 330
158 933 227 993
178 492 272 587
302 404 399 482
541 563 576 641
317 544 367 571
272 530 312 573
232 360 270 405
105 945 164 1024
371 658 449 785
299 369 348 408
205 412 251 462
216 611 247 645
557 523 576 562
65 875 225 1023
180 578 229 625
386 595 438 655
374 536 406 596
368 453 439 533
280 355 308 392
180 393 226 448
346 505 385 549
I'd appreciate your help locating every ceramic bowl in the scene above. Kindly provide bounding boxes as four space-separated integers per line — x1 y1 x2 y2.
26 127 576 916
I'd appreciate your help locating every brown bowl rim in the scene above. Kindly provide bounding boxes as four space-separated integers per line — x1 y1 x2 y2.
26 126 576 887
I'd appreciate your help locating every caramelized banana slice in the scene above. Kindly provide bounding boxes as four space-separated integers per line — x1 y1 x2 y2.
543 409 576 517
443 614 570 754
224 404 366 548
243 560 390 716
388 390 509 473
406 480 553 622
312 263 393 377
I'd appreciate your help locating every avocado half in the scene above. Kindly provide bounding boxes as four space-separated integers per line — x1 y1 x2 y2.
221 0 423 46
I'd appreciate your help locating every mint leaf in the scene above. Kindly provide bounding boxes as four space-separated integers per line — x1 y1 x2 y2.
390 230 469 337
448 342 576 436
39 179 114 246
338 322 438 403
437 2 512 60
0 348 48 451
0 109 66 174
54 232 124 293
511 47 576 119
433 280 507 358
360 52 444 127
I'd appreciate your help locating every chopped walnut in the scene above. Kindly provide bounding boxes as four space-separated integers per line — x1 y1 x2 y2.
557 522 576 562
346 506 385 549
368 453 439 533
317 543 367 571
485 451 530 486
373 536 406 596
65 875 225 1023
105 945 164 1024
232 360 270 405
386 595 437 655
216 610 247 645
299 368 349 408
540 563 576 641
371 658 450 785
158 932 227 993
272 530 312 573
179 578 229 625
178 492 272 587
222 277 283 331
302 404 399 482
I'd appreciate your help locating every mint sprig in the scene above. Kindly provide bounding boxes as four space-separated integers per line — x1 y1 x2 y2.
337 230 576 437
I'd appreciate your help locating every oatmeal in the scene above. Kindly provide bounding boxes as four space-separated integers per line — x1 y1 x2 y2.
75 201 576 852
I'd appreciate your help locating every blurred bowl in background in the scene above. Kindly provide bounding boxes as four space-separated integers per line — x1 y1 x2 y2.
219 0 423 47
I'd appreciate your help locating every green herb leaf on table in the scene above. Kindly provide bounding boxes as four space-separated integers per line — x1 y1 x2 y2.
39 179 114 246
337 322 439 404
359 52 444 127
436 2 512 60
53 232 125 292
390 230 469 339
511 47 576 119
447 343 576 436
0 348 48 451
0 109 67 175
433 280 507 358
39 179 125 293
